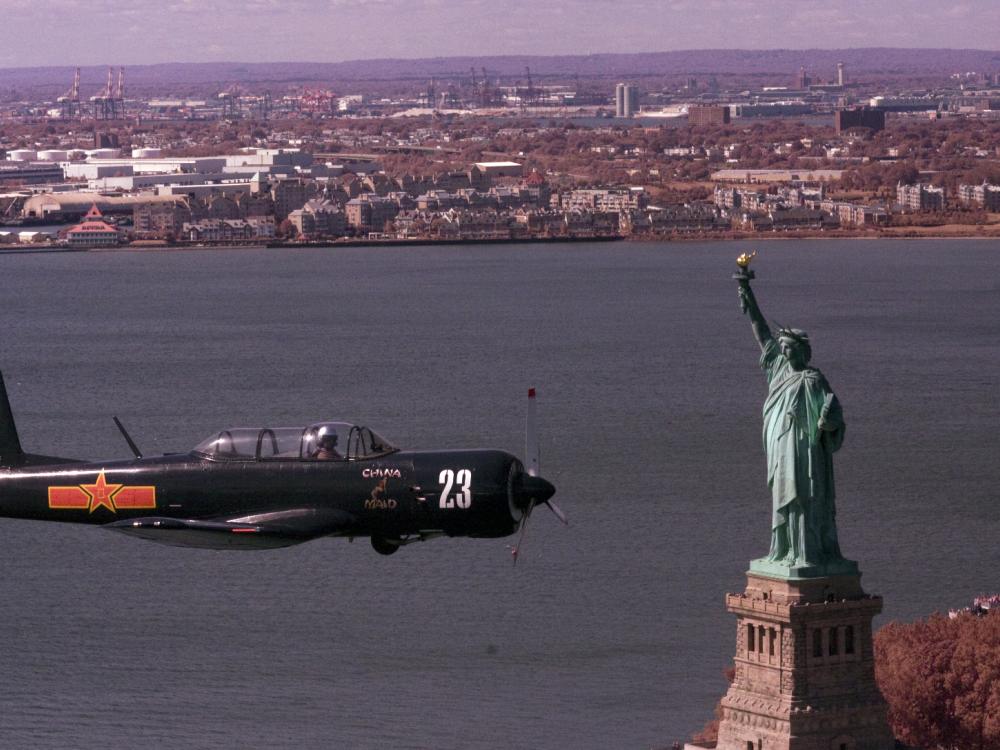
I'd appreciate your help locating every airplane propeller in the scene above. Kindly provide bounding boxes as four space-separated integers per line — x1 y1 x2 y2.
511 388 566 565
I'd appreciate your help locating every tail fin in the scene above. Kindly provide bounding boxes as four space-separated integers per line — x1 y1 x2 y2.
0 369 25 468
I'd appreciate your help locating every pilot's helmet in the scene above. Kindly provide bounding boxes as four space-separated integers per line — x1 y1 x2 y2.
317 427 338 447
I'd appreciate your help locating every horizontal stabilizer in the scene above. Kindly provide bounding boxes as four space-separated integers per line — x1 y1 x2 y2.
104 508 357 550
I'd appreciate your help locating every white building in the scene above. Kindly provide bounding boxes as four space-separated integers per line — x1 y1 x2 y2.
615 83 639 118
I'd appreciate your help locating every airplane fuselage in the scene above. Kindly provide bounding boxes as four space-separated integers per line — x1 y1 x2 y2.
0 449 529 549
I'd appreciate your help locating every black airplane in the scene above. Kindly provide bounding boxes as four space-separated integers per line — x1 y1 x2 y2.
0 371 563 557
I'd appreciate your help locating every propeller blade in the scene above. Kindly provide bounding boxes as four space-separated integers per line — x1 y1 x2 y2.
525 387 539 477
545 499 568 526
511 499 536 566
512 387 562 564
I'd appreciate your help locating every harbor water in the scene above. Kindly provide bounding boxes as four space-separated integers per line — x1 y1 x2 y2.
0 239 997 749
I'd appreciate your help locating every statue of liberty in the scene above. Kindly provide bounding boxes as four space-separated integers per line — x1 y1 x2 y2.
734 254 857 578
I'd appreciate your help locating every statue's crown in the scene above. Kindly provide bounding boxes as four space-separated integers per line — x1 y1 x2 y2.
776 326 810 346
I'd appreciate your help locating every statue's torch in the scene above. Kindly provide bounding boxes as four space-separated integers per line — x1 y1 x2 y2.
733 251 756 314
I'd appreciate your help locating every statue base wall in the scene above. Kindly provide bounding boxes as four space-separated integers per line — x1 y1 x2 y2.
714 572 894 750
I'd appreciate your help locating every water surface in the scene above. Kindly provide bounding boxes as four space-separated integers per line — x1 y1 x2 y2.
0 239 996 749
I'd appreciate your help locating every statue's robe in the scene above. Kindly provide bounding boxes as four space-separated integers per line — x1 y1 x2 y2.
760 339 844 566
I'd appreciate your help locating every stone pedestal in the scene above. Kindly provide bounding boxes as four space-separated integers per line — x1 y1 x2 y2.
714 572 894 750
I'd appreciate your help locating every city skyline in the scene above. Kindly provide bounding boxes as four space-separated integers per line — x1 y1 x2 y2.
3 0 1000 68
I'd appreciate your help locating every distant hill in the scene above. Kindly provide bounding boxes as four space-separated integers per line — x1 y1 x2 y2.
3 48 1000 96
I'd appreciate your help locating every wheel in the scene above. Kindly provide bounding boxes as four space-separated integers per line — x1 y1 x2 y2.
371 536 400 556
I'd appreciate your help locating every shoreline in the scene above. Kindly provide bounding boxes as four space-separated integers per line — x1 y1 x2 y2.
3 229 998 255
264 234 624 249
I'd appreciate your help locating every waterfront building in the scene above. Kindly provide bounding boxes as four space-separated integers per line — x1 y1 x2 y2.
714 187 744 210
132 199 193 239
246 217 277 239
434 208 517 240
624 205 726 234
65 204 123 247
288 200 346 238
270 178 312 220
821 201 889 227
957 182 1000 210
345 194 399 234
896 182 945 211
561 188 646 213
767 207 833 230
182 218 273 242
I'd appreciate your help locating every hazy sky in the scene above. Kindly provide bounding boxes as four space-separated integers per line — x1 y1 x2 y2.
3 0 999 67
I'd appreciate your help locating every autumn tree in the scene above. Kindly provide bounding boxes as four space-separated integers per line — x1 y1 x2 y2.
875 612 1000 750
689 666 735 746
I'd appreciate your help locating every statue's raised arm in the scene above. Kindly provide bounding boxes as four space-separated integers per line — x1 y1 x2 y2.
733 251 772 351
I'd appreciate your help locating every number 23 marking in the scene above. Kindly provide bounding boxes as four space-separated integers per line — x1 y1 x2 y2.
439 469 472 509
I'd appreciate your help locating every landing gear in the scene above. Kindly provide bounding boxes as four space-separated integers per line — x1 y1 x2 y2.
371 536 400 556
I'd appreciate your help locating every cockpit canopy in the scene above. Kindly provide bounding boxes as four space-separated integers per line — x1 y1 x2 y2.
192 422 397 462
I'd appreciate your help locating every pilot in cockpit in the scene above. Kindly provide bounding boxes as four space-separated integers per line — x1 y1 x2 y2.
311 428 342 460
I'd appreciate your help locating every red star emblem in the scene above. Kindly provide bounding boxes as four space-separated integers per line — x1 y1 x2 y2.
80 471 123 514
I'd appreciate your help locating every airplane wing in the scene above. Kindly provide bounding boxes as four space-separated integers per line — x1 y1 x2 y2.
104 507 357 550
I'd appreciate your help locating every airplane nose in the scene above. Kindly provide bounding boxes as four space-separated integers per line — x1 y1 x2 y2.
513 473 556 510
